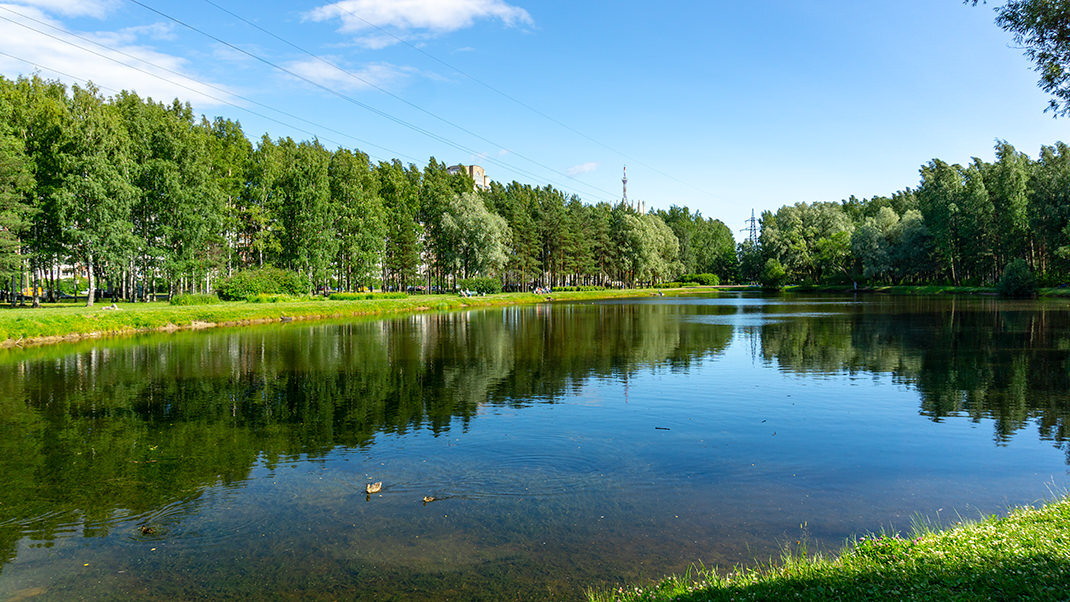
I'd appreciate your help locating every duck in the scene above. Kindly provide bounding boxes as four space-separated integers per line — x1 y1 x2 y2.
366 481 382 494
422 496 437 504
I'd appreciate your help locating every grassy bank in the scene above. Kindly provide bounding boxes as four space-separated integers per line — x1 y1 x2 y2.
784 283 1070 297
0 288 667 347
590 497 1070 602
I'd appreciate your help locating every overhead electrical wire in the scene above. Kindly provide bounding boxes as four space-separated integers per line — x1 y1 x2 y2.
0 48 126 97
0 5 420 165
327 1 719 200
126 0 618 202
197 0 620 201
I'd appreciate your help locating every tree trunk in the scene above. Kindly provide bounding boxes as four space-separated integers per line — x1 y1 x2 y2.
32 264 40 308
86 253 96 307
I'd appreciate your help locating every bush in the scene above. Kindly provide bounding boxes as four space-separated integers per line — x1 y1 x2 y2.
998 259 1037 298
329 292 408 301
246 293 323 303
680 273 720 286
215 267 307 301
170 293 221 306
457 277 503 295
760 258 787 290
554 285 607 292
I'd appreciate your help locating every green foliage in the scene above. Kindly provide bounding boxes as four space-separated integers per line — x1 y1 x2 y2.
997 258 1038 298
555 285 607 292
0 128 34 279
440 191 511 280
215 267 306 301
970 0 1070 116
761 202 854 283
657 206 738 283
170 293 221 306
457 276 503 295
246 293 324 303
328 292 407 301
680 273 720 286
760 258 787 289
7 74 1070 301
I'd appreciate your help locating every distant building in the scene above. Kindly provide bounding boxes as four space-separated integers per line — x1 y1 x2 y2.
447 164 490 191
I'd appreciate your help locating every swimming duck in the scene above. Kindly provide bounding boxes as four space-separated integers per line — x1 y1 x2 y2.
366 481 382 494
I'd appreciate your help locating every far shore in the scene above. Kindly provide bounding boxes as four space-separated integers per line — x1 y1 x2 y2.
3 283 1068 350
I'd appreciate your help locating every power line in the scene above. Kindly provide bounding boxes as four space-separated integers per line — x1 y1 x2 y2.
0 49 125 96
327 1 719 200
127 0 617 201
199 0 622 201
0 5 419 164
0 46 378 159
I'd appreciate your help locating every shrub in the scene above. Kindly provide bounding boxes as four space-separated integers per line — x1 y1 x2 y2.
457 277 503 295
680 273 720 286
215 267 307 301
554 285 607 292
246 293 323 303
998 259 1037 298
170 293 221 306
329 292 408 301
760 258 787 290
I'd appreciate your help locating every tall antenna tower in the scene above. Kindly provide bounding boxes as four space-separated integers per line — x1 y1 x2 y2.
742 209 759 243
622 165 628 208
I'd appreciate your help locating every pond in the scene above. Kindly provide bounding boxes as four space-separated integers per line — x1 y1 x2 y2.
1 293 1069 600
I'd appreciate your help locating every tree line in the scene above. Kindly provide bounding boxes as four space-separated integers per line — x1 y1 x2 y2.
746 139 1070 288
0 75 738 306
3 73 1067 302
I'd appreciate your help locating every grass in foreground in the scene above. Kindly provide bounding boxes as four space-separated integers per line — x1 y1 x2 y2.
590 498 1070 601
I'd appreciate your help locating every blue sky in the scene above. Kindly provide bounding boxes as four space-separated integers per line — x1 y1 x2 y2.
0 0 1066 234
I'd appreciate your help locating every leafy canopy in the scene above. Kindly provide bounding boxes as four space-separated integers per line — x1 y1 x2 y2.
970 0 1070 116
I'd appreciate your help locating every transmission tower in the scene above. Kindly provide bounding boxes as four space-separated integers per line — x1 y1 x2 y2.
741 209 759 243
622 165 628 208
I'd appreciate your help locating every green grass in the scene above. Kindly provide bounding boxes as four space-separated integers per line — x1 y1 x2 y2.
0 288 673 346
589 497 1070 602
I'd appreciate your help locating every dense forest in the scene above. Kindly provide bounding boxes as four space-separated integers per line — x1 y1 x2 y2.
1 74 1068 305
0 75 737 305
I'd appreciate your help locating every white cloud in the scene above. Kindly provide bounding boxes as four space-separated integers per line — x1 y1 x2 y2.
567 162 598 176
285 57 415 92
306 0 532 48
0 3 236 107
8 0 117 18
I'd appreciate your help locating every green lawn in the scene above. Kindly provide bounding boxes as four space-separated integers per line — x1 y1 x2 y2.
590 497 1070 601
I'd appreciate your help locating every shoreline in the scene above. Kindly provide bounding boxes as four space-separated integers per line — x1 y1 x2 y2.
4 284 1068 349
0 287 697 349
590 495 1070 601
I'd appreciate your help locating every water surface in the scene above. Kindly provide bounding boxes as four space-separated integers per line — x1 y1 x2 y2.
1 294 1068 600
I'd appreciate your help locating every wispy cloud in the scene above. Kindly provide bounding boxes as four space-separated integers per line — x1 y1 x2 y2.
306 0 532 48
8 0 117 18
567 162 598 176
285 57 416 92
0 2 235 107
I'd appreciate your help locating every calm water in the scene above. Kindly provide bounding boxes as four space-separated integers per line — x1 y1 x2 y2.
1 294 1069 600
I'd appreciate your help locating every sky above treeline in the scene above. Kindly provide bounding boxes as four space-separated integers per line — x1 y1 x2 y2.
0 0 1066 233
